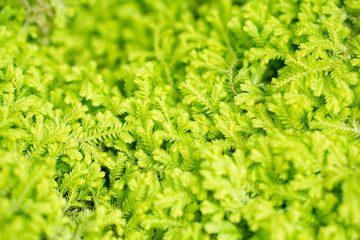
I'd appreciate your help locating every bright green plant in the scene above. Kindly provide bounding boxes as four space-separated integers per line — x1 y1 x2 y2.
0 0 360 239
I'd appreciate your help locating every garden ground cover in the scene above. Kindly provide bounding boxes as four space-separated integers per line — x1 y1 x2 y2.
0 0 360 239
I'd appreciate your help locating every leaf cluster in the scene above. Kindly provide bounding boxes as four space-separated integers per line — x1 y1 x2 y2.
1 0 360 239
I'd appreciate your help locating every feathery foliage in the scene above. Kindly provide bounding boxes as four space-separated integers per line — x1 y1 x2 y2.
0 0 360 239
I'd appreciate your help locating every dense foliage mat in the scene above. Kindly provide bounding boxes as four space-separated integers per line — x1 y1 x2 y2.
1 0 360 239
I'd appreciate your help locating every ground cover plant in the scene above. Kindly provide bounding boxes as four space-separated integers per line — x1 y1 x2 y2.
0 0 360 239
